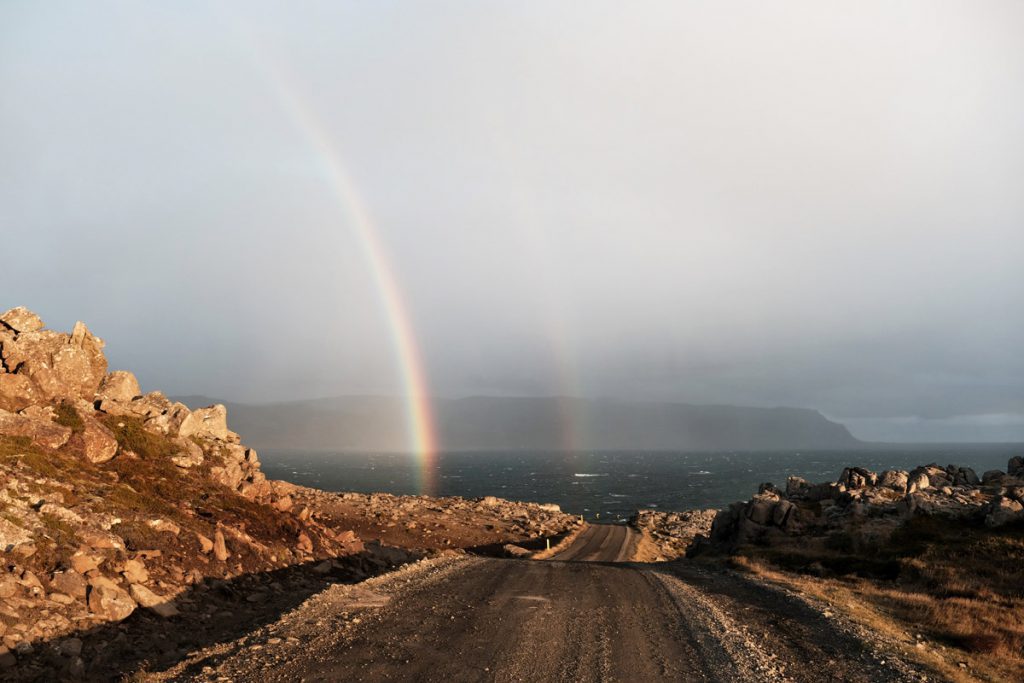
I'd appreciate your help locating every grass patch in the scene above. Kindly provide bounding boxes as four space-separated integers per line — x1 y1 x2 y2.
53 401 84 433
733 516 1024 680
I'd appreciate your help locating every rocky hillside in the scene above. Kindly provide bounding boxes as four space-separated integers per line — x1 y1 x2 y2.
686 458 1024 680
0 308 389 679
0 307 580 681
699 459 1024 553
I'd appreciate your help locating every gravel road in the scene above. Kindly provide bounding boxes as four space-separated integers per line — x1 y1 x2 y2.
169 525 926 683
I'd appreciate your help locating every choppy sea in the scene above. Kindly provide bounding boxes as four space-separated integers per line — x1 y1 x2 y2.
261 445 1023 523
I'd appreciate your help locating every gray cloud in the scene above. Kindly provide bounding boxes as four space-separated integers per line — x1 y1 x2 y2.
2 1 1022 441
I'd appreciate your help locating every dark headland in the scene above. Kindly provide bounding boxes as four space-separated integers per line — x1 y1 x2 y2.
173 394 861 452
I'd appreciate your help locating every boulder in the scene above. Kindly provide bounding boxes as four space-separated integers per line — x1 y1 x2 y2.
195 532 214 554
87 579 135 621
49 571 87 600
0 409 72 449
1009 456 1024 477
69 550 103 574
213 529 229 561
178 405 230 441
0 307 44 333
985 496 1024 528
878 470 909 492
839 467 877 489
96 371 140 403
0 374 40 413
953 467 980 487
982 470 1005 484
128 584 178 618
907 470 930 494
745 495 777 526
79 411 118 464
170 437 204 468
785 476 811 498
121 559 148 584
0 312 107 411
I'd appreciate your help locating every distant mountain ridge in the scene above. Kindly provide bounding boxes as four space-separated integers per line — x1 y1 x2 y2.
173 395 862 452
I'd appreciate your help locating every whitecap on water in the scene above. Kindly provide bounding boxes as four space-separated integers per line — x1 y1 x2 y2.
573 473 608 477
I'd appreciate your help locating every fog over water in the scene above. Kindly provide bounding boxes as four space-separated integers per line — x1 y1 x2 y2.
2 2 1022 441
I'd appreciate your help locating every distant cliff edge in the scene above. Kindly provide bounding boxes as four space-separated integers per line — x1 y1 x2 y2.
173 395 862 452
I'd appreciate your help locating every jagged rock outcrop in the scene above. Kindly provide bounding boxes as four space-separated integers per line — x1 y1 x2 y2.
0 307 377 677
0 311 107 412
696 459 1024 554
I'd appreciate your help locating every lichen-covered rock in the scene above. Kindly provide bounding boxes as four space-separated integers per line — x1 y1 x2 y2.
0 309 107 411
0 307 44 333
97 371 140 403
178 404 230 441
79 411 118 464
0 409 72 449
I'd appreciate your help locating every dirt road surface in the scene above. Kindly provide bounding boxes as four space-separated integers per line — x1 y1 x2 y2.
170 525 924 682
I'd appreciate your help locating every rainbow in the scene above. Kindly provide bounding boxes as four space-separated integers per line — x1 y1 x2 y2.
226 25 440 493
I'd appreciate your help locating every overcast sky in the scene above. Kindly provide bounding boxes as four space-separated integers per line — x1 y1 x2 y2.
2 2 1022 441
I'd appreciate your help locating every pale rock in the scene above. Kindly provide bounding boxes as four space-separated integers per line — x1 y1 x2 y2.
0 518 33 553
121 559 148 584
907 470 930 494
0 576 18 599
0 307 44 333
78 528 123 550
96 370 140 403
273 495 294 512
213 529 229 561
70 550 103 574
48 592 75 605
878 470 909 492
147 518 180 535
87 581 135 621
144 401 191 436
79 410 118 464
195 532 214 554
171 436 204 468
0 318 107 411
129 584 179 617
178 404 230 441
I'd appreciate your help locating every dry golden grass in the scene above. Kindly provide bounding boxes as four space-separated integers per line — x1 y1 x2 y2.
731 517 1024 682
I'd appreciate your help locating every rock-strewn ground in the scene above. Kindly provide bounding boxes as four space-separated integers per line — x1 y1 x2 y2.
629 508 717 561
292 487 579 553
689 459 1024 682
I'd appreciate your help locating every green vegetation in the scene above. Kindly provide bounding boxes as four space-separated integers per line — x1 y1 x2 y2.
54 401 84 433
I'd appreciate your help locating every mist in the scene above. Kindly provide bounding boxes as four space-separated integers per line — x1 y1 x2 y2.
2 1 1022 441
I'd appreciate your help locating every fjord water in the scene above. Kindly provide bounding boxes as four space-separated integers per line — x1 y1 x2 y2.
262 446 1023 522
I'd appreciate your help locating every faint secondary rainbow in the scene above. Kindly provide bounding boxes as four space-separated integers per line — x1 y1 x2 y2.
246 57 439 493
